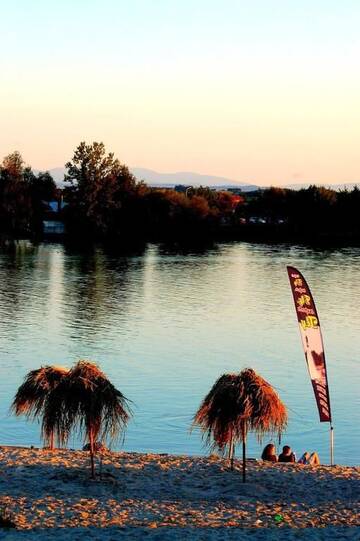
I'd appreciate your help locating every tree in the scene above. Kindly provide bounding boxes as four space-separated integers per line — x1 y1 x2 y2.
29 171 57 202
0 152 32 234
64 142 138 237
11 366 69 450
0 152 56 236
42 360 132 478
27 170 57 233
193 368 288 482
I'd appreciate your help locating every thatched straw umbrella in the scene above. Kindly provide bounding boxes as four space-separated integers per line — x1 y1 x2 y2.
11 365 69 450
42 360 132 478
193 368 288 482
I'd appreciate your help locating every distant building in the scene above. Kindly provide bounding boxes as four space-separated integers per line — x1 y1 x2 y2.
42 197 67 235
174 185 190 193
227 187 244 195
46 200 68 213
43 221 65 235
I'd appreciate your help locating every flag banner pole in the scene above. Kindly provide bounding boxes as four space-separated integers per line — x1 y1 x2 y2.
330 425 334 466
287 266 333 464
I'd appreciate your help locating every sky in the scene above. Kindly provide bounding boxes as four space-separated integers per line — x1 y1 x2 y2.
1 0 359 185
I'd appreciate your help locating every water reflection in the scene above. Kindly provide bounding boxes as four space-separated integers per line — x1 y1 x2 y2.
0 241 359 465
63 250 133 342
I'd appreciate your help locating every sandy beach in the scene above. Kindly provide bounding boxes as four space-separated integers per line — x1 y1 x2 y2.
0 447 359 540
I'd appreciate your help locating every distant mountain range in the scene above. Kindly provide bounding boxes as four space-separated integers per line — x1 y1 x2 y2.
39 166 259 191
44 167 67 183
131 168 258 191
36 166 360 192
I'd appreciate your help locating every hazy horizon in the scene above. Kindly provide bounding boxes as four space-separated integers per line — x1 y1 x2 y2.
29 164 360 189
1 1 359 186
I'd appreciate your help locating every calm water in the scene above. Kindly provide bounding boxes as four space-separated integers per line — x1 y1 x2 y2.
0 241 359 465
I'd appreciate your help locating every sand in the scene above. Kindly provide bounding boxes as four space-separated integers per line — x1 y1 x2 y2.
0 447 359 540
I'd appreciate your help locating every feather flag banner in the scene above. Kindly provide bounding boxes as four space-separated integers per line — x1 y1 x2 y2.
287 266 332 423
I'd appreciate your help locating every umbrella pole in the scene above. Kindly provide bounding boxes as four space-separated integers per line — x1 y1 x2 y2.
242 424 246 483
330 425 334 466
89 430 95 479
228 432 234 470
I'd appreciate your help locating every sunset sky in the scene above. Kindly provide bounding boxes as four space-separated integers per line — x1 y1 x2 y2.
1 1 359 185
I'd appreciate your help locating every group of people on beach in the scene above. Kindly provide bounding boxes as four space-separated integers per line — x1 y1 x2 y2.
261 443 320 465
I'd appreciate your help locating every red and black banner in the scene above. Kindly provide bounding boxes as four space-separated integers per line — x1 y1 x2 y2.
287 266 332 423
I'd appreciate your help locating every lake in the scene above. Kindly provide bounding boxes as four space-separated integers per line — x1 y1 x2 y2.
0 241 359 465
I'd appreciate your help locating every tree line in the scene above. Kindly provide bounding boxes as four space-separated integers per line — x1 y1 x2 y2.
0 142 236 242
63 142 236 241
242 186 360 243
1 142 360 244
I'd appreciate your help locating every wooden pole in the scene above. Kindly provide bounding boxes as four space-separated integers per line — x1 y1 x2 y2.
229 434 235 471
330 425 334 466
89 430 95 479
242 424 246 483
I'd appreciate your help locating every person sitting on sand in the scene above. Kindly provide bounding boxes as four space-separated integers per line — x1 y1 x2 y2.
83 441 107 453
261 443 278 462
278 445 296 463
298 451 320 465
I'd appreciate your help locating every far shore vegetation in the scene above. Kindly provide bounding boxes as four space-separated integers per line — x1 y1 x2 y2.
1 142 360 246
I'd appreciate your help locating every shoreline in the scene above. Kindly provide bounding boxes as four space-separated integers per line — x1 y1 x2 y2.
0 444 357 468
0 447 359 539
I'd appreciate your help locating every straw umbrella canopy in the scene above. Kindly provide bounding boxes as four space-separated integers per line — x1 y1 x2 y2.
11 365 69 449
193 368 288 482
42 360 132 478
